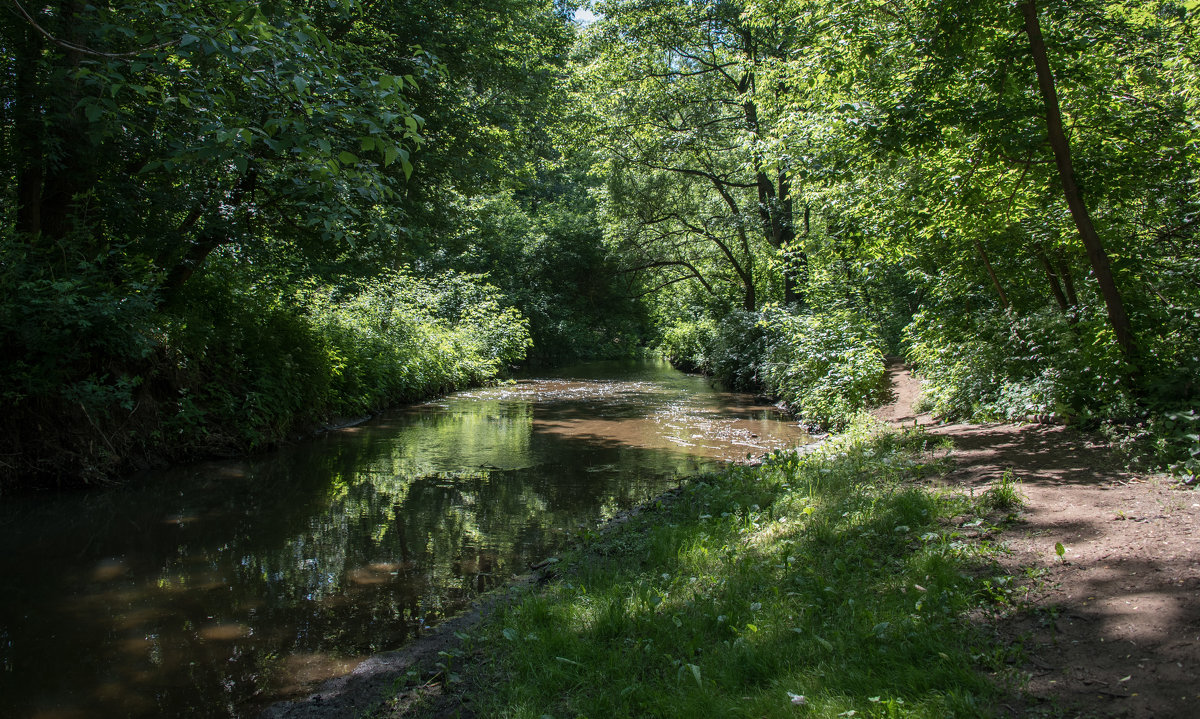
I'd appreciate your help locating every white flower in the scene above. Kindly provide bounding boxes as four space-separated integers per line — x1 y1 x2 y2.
788 692 808 705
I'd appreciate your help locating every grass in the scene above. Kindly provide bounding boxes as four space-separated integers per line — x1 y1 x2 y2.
388 418 1021 718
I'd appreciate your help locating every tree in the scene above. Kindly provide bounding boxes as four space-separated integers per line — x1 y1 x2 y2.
578 0 813 312
1 0 427 296
1019 0 1135 360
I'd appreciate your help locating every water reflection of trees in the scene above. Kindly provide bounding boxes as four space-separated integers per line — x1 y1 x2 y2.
0 384 718 718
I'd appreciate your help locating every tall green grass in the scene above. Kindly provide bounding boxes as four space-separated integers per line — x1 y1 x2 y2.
404 420 1017 718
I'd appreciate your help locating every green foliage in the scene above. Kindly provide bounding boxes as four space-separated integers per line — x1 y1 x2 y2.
1119 408 1200 484
439 186 651 364
0 0 613 486
658 305 888 428
0 256 529 487
659 316 720 375
760 306 891 429
163 263 531 444
695 312 768 391
905 305 1135 422
0 236 159 404
659 310 766 391
423 421 1011 717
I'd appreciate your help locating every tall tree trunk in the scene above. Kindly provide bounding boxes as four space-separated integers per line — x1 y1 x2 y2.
1020 0 1136 360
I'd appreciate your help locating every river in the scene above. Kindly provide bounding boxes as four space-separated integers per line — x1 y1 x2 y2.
0 360 810 718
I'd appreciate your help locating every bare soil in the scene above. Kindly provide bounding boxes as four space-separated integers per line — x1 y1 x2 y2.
877 360 1200 719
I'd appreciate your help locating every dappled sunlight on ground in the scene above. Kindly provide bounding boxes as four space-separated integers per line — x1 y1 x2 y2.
929 422 1200 717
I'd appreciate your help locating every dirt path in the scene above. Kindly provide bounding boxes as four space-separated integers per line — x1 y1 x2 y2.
877 360 1200 718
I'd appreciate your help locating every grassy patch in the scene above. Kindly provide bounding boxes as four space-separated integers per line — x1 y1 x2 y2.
392 419 1018 718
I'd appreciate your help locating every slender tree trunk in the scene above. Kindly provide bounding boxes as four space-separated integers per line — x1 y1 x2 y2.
974 237 1010 309
741 73 800 305
794 204 810 289
777 173 800 304
1034 244 1070 313
161 233 225 302
1058 255 1079 307
1020 0 1136 360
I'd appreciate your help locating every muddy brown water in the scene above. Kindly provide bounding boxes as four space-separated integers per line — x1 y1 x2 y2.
0 360 810 718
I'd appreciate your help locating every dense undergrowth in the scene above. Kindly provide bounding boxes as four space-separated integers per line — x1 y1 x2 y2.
660 306 891 430
395 420 1023 719
661 294 1199 480
904 302 1200 480
0 245 531 490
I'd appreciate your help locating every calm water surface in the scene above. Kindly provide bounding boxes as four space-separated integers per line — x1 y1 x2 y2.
0 360 810 718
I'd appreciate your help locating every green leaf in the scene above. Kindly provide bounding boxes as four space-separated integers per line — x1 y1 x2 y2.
338 151 358 165
383 146 398 166
687 663 702 688
293 74 309 94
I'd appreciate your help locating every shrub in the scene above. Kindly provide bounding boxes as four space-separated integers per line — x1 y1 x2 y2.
659 311 766 390
660 305 889 428
166 264 532 445
659 316 720 374
904 305 1134 422
759 306 890 428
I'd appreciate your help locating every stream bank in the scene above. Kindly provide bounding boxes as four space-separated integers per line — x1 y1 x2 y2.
0 360 809 718
332 364 1200 719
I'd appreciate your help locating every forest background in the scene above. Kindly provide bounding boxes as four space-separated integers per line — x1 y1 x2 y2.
1 0 1197 490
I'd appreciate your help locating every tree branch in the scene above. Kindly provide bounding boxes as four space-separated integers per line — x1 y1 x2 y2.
9 0 178 59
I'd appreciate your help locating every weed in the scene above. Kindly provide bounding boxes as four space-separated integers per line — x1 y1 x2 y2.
983 469 1024 513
